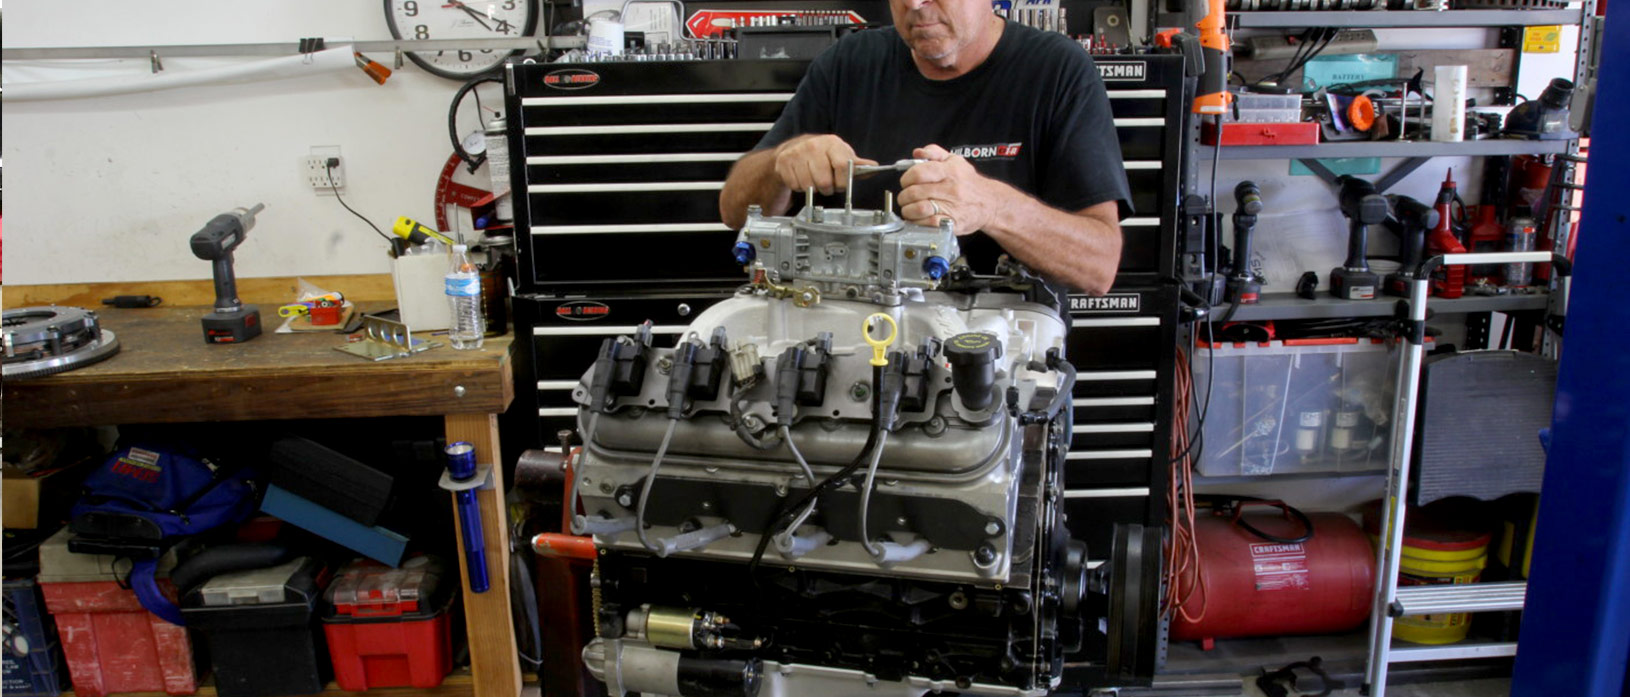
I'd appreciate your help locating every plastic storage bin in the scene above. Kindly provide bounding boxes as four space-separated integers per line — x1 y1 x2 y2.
322 556 454 691
36 529 196 697
1192 339 1401 476
181 557 328 697
3 580 65 697
1223 92 1302 123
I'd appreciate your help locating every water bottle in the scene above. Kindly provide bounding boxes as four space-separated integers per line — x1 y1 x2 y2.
445 244 485 350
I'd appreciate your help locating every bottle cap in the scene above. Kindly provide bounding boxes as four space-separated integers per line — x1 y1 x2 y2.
453 244 468 253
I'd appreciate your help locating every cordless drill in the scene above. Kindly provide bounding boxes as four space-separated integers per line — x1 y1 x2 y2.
190 203 266 344
1382 194 1440 297
1330 176 1387 300
1226 181 1264 304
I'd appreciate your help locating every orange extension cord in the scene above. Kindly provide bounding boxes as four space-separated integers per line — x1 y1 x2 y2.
1164 348 1209 624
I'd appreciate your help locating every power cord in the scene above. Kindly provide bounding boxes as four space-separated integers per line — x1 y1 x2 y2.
325 162 392 244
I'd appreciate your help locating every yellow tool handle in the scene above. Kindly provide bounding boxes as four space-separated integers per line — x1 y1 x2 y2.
863 313 898 367
277 304 311 318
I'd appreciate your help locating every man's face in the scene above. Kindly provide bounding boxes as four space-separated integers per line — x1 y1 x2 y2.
891 0 994 67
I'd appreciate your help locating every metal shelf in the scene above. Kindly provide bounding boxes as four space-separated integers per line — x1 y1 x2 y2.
1211 139 1572 160
1233 9 1581 28
1225 290 1549 321
1388 641 1518 663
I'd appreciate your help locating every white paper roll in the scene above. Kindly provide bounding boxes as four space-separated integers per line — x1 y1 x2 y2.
587 18 625 56
1432 65 1468 143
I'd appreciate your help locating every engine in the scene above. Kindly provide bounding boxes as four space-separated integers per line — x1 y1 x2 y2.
566 195 1089 696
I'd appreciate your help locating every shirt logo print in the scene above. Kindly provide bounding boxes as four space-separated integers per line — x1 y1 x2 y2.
949 142 1023 160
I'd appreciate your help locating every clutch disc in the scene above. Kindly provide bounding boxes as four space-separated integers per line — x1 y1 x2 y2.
2 306 121 380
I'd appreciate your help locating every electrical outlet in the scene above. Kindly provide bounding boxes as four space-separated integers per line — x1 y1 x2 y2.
303 146 344 193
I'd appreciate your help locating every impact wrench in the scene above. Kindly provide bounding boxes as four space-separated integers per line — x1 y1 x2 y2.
190 203 265 344
1382 194 1440 297
1226 181 1265 305
1330 176 1387 300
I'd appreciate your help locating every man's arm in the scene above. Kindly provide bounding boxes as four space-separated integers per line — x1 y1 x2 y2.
719 134 876 230
897 145 1122 295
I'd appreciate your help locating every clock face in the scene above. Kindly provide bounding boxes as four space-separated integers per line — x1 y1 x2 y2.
385 0 539 79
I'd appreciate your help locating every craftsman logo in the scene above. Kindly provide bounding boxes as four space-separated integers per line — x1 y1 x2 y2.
543 69 601 90
1096 61 1147 82
111 457 162 484
948 142 1023 160
556 301 611 321
1069 293 1141 314
1250 542 1311 591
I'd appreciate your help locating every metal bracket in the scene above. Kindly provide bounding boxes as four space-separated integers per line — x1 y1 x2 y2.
334 313 441 361
438 461 496 492
1299 156 1429 193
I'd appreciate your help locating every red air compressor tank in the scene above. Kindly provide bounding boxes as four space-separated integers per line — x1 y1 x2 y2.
1172 503 1375 642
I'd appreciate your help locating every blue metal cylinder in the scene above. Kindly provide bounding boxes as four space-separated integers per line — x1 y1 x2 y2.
445 442 489 593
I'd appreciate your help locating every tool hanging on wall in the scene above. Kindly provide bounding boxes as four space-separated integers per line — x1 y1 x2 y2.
1192 0 1233 116
1330 177 1385 300
190 203 266 344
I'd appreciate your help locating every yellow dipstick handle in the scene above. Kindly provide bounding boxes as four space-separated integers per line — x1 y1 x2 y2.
863 313 898 367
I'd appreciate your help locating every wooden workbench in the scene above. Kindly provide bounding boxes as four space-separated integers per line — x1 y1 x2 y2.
2 306 524 697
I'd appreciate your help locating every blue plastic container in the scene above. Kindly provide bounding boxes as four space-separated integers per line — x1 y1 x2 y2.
3 579 64 697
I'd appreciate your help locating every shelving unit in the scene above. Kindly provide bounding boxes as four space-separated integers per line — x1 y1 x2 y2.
1210 140 1572 160
1180 3 1595 695
1226 290 1548 321
1232 9 1582 28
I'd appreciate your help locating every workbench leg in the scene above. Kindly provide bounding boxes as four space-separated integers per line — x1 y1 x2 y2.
446 412 522 697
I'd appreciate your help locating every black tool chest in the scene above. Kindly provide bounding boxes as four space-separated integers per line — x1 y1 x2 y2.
504 51 1190 688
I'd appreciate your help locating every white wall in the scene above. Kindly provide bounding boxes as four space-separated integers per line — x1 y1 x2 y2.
3 0 508 285
2 3 1582 288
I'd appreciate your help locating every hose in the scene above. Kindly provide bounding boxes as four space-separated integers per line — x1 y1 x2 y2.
634 419 679 555
749 364 886 575
857 431 892 559
780 424 817 485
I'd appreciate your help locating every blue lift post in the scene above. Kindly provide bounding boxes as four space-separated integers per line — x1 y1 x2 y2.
1510 5 1630 696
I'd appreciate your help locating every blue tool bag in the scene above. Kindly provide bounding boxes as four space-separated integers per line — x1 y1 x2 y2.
68 443 259 625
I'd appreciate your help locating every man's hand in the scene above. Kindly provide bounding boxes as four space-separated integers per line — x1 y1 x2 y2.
896 144 1007 234
896 144 1123 295
772 134 877 196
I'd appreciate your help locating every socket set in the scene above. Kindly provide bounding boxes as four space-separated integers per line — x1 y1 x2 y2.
564 39 740 62
997 7 1070 34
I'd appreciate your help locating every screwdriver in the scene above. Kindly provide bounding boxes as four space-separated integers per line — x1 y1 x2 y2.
391 216 457 247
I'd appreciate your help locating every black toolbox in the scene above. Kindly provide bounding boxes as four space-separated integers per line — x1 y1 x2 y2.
181 557 328 697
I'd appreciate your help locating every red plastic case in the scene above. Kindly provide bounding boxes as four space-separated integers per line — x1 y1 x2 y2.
1202 121 1321 146
320 557 453 691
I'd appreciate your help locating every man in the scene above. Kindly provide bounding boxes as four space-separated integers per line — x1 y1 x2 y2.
718 0 1132 295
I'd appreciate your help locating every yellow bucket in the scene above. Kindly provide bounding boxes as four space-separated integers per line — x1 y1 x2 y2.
1393 539 1489 645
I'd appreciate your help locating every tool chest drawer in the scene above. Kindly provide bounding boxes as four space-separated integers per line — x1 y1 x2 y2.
506 60 810 292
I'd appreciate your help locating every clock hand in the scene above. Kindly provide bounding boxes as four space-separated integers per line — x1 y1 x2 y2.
442 1 496 31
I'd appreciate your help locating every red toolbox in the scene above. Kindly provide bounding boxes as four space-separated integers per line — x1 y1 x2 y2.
36 530 196 697
321 556 453 691
1202 121 1321 146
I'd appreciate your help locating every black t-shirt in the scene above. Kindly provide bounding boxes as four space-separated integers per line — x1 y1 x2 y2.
756 21 1133 273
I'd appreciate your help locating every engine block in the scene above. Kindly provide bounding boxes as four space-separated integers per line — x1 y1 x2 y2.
565 201 1088 696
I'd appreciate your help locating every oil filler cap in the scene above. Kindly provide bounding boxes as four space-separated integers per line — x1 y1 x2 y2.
944 332 1002 410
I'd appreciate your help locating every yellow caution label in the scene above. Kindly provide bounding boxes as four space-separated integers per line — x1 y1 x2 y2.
1523 26 1562 53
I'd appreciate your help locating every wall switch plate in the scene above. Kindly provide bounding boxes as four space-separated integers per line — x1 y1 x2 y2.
303 145 344 193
